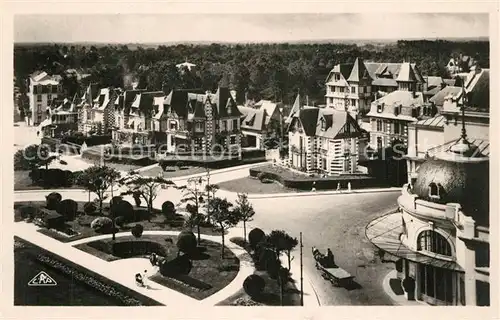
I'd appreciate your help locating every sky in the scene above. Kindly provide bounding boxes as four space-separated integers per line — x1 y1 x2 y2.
14 13 489 43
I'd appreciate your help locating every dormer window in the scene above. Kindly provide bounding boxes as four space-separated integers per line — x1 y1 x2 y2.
428 182 441 199
394 105 400 116
320 118 326 131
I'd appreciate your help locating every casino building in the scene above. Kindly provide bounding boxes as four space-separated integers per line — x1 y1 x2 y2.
366 109 490 306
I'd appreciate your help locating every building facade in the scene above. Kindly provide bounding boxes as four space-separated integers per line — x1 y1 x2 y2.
325 59 424 118
366 136 490 306
287 105 365 175
160 87 243 157
28 71 63 126
238 100 284 150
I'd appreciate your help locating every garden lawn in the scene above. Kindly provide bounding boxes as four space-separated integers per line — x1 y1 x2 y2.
217 176 304 194
14 201 221 243
14 237 162 306
80 157 144 172
140 165 207 178
216 237 301 306
14 170 81 191
75 235 240 300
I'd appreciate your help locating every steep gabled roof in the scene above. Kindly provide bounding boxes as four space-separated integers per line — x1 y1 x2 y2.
297 107 320 136
396 62 417 82
347 58 372 82
285 94 302 124
211 86 242 118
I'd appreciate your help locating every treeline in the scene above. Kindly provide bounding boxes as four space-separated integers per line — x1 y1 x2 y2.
14 40 489 106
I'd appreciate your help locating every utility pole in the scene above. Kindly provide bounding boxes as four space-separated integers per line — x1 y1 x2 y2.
300 231 304 306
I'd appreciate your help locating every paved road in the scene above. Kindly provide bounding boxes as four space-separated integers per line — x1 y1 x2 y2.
13 122 402 305
246 191 400 306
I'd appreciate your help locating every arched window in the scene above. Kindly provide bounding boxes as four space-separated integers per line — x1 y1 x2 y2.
428 182 440 199
417 230 452 256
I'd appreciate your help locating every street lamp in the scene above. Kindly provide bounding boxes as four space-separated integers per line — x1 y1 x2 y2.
279 106 284 159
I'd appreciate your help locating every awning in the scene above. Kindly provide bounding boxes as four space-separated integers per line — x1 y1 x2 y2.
365 212 464 272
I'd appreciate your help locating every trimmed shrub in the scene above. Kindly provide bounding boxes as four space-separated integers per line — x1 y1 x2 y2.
248 228 266 250
243 274 265 298
56 199 78 221
90 217 113 233
176 230 197 255
114 216 125 228
131 224 144 238
161 201 176 219
159 254 193 276
45 192 62 210
83 202 97 215
110 196 123 210
111 241 168 258
114 200 135 222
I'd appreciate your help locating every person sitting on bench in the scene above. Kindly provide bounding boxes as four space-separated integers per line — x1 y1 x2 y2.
327 248 336 267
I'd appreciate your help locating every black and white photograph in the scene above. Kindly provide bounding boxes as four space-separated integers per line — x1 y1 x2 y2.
3 4 497 317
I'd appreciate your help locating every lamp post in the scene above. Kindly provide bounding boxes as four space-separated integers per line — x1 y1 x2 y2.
279 106 284 158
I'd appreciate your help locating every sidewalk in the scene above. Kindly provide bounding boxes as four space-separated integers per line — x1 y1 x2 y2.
15 223 255 306
247 187 402 200
381 270 425 306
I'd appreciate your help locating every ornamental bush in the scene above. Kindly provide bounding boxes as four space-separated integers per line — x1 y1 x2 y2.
243 274 265 298
83 202 97 215
161 201 176 219
114 200 135 222
45 192 62 210
159 254 193 276
114 216 125 228
110 196 123 210
56 199 78 221
248 228 266 250
176 230 197 255
131 224 144 238
19 205 39 220
90 217 113 234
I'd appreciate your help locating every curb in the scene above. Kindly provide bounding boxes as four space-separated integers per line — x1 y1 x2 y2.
247 187 401 199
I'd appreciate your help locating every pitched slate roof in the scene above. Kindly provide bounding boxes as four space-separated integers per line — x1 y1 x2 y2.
347 58 372 82
210 87 242 118
429 86 463 107
131 91 164 115
285 94 302 124
396 62 417 82
413 115 446 128
239 106 267 132
297 107 320 136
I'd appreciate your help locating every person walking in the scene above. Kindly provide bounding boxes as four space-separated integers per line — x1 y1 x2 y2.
142 270 149 288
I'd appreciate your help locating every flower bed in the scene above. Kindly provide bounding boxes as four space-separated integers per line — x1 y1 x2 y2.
15 237 162 306
77 236 240 300
249 165 384 190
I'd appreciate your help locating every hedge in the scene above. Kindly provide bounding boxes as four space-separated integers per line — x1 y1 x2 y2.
81 149 158 166
249 167 384 190
15 237 161 306
111 240 168 258
29 169 81 188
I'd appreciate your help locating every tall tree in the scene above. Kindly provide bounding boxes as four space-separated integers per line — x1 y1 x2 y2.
14 144 57 171
207 197 240 257
119 170 176 221
268 230 298 270
233 193 255 242
76 165 121 214
178 176 207 242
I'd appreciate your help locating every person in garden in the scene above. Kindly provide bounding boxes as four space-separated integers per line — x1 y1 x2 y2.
135 272 144 287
